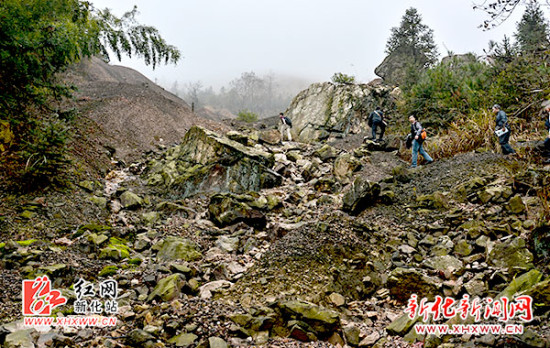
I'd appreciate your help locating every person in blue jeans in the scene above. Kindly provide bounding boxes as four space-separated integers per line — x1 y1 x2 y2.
368 107 386 141
492 104 516 155
409 115 433 168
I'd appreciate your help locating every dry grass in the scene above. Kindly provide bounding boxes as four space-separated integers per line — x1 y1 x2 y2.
425 110 498 159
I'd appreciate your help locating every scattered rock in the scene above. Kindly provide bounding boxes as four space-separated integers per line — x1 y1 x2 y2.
120 191 143 209
208 336 229 348
168 333 198 347
208 193 267 229
4 329 35 348
155 236 202 262
199 280 233 299
342 177 381 215
148 274 185 302
386 268 440 304
278 300 341 339
487 237 534 275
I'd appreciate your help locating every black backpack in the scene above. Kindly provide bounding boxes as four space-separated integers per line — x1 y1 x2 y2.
283 116 293 128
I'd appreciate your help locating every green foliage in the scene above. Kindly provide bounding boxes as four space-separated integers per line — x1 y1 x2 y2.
236 110 259 123
400 55 491 127
486 36 518 65
487 52 550 118
401 46 550 131
0 0 180 189
385 8 439 68
515 1 550 53
93 6 180 68
331 72 355 85
19 117 72 188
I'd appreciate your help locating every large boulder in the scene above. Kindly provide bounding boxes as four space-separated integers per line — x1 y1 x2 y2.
333 153 362 182
374 52 412 86
278 301 341 339
155 236 202 262
146 126 282 197
374 49 433 86
208 193 267 229
285 82 394 142
386 268 441 304
342 177 381 215
487 237 534 275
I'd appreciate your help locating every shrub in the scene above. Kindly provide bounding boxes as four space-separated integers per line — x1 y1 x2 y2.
425 110 498 159
236 110 258 123
331 73 355 85
399 55 491 128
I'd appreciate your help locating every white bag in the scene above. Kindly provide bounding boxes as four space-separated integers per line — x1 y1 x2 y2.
494 127 509 137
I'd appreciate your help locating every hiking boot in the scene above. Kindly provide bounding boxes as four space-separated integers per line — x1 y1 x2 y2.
425 160 434 165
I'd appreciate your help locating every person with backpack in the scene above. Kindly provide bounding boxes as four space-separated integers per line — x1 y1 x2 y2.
492 104 516 155
409 115 433 168
279 112 292 143
368 106 386 141
543 104 550 162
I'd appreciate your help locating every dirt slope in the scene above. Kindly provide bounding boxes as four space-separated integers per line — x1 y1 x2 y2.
64 57 229 165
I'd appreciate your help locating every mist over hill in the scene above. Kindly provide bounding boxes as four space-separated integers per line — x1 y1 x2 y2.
165 72 315 120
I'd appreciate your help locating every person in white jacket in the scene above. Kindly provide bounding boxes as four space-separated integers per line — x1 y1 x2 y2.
279 113 292 143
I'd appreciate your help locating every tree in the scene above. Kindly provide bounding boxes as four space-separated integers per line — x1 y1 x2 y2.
0 0 180 187
331 73 356 85
377 8 438 85
485 35 519 64
229 72 266 112
515 1 550 53
184 81 204 110
385 8 439 68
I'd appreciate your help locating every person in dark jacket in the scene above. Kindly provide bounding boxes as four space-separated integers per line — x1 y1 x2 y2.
409 115 433 168
543 105 550 162
368 107 386 141
544 105 550 148
492 104 516 155
279 112 292 142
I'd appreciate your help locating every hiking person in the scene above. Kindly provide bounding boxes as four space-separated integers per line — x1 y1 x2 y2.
368 106 386 141
543 105 550 162
409 115 433 168
279 112 292 143
492 104 516 155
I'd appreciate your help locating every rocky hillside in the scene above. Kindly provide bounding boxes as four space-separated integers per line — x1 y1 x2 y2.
1 117 549 348
63 57 228 166
284 82 400 143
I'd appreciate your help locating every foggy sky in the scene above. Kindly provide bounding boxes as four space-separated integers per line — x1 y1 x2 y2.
88 0 530 90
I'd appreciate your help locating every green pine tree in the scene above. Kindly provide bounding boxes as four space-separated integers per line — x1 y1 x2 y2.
385 8 439 68
515 0 550 53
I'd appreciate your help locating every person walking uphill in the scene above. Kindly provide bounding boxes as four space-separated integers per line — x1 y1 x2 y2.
279 112 292 143
368 106 386 141
409 115 433 168
543 104 550 163
492 104 516 155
